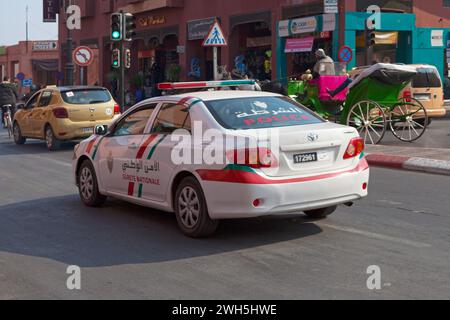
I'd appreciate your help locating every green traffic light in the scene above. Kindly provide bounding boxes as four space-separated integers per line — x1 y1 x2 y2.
113 61 118 66
112 31 121 39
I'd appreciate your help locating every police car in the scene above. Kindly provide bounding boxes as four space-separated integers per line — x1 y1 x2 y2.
73 80 369 238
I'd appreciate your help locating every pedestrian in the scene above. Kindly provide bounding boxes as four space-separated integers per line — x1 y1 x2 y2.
313 49 336 77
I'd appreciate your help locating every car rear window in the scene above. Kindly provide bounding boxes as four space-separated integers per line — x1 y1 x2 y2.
204 96 323 130
412 68 442 88
61 89 112 105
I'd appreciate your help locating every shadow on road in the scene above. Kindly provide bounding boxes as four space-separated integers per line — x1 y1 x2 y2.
0 195 322 268
0 139 77 156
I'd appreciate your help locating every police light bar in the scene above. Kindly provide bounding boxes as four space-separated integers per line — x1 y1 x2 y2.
158 80 256 90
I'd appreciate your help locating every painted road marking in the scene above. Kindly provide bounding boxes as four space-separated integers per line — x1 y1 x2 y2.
318 222 432 249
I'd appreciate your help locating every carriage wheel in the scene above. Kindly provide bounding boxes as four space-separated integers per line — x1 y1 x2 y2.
389 98 428 143
346 100 386 145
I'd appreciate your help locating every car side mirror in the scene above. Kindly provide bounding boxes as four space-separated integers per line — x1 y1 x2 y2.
16 103 25 110
95 125 108 136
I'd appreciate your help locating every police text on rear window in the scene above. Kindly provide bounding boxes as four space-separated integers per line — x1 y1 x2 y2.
205 97 323 130
61 89 112 105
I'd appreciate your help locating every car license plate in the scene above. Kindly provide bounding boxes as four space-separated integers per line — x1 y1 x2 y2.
82 127 94 134
294 152 318 164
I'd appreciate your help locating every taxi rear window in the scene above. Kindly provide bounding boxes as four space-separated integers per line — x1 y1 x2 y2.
61 89 112 105
204 96 323 130
412 68 442 88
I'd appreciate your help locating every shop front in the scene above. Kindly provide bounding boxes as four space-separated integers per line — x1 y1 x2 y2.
276 13 338 82
228 11 273 81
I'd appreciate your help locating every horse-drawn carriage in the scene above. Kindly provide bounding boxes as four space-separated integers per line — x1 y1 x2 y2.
288 63 429 145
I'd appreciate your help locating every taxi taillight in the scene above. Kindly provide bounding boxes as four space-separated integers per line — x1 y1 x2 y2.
114 104 121 115
344 138 365 160
53 107 69 119
227 147 278 169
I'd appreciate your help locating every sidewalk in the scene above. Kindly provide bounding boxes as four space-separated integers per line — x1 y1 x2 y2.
366 145 450 176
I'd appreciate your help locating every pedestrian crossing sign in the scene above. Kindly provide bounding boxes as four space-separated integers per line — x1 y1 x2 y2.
202 21 228 47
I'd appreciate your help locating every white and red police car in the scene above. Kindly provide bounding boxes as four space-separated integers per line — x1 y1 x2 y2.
73 80 369 237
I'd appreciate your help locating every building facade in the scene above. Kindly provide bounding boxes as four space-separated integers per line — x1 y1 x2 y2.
0 41 60 94
58 0 450 92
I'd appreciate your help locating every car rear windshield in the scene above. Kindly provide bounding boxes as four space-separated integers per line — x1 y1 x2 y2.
61 89 112 105
412 68 442 88
204 96 323 130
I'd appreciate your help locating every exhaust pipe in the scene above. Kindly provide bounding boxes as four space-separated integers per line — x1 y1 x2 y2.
344 202 354 207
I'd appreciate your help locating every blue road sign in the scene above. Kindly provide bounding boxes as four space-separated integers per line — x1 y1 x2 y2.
22 78 33 87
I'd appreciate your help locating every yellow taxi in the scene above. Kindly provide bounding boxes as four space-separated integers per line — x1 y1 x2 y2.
13 86 121 150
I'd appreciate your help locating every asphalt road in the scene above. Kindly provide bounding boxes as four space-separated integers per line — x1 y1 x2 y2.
380 118 450 149
0 131 449 300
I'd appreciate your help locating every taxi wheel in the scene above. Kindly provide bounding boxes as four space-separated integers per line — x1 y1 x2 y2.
174 177 219 238
78 160 107 207
13 122 26 145
304 206 337 219
45 126 61 151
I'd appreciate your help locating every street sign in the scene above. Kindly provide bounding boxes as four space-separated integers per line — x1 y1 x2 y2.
32 41 58 51
202 21 227 47
16 73 25 81
338 46 353 63
324 0 339 14
22 78 33 87
73 46 94 67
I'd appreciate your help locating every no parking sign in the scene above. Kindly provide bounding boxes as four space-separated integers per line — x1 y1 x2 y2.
338 46 353 63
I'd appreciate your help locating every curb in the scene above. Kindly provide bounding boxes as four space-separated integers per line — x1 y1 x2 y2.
366 154 450 176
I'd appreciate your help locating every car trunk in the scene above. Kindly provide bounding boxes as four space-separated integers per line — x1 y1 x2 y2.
237 123 360 178
66 101 115 122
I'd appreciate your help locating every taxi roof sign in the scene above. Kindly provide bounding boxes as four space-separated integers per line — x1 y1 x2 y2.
158 80 255 90
202 21 227 47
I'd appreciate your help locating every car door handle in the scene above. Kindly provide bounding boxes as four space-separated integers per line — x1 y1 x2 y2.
129 143 138 150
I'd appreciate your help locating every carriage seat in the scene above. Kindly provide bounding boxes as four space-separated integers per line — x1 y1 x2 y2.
310 76 349 101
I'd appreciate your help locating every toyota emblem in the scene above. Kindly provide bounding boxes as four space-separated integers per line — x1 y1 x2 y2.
307 132 319 142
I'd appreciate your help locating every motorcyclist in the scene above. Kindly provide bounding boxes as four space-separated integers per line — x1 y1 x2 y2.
0 77 19 128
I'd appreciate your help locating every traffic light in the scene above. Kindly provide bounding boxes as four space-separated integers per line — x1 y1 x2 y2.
110 13 123 41
367 31 377 46
123 13 136 42
112 48 121 68
124 49 131 69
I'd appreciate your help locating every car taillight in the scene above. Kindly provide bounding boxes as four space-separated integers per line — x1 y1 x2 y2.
403 90 412 102
114 104 121 115
52 107 69 119
227 147 278 169
344 138 365 160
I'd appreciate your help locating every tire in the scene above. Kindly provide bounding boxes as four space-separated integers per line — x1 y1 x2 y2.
174 177 219 238
13 122 26 145
78 160 107 207
45 125 61 151
304 206 337 219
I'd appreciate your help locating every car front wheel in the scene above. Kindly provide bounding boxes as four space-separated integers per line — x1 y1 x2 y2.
13 122 26 145
304 206 337 219
78 160 107 207
174 177 219 238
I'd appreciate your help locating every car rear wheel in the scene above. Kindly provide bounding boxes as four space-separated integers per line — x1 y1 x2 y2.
13 122 26 145
78 160 107 207
45 125 61 151
304 206 337 219
174 177 219 238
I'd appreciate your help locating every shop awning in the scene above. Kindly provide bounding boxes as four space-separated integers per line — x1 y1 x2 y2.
32 59 58 72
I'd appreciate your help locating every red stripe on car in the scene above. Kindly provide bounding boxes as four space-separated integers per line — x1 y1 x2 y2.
85 138 97 155
128 182 135 196
136 134 158 159
197 159 369 185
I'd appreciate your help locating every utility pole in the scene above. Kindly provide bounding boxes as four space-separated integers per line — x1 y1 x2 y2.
65 0 74 86
26 5 29 53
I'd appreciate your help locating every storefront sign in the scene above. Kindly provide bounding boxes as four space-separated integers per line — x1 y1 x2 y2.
247 36 272 48
290 17 317 35
138 16 166 27
188 17 217 41
285 37 315 53
278 14 336 37
43 0 59 23
431 30 444 47
324 0 338 14
32 41 58 51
